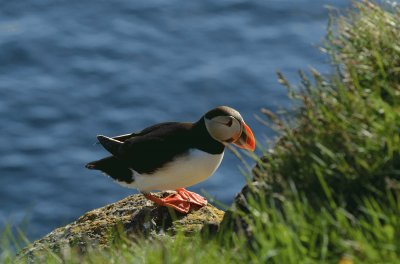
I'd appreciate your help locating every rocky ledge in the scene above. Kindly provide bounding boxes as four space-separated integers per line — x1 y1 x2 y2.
20 192 224 257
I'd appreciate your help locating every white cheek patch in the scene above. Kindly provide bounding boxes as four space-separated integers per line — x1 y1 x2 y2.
230 119 242 141
216 126 236 141
214 118 242 142
205 116 242 142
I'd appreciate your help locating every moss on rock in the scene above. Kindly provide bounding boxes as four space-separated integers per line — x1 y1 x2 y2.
20 192 224 258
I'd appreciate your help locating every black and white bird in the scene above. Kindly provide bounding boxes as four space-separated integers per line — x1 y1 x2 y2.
86 106 255 213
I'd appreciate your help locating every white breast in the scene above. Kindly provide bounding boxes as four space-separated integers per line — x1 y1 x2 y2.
119 149 224 192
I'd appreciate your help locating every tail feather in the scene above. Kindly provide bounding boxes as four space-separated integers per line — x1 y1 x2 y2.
85 156 134 183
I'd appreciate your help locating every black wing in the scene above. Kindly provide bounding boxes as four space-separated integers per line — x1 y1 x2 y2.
98 122 194 174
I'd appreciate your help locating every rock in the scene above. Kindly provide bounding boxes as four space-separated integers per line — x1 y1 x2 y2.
19 192 224 258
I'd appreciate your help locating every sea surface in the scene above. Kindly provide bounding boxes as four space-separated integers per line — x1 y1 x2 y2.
0 0 349 240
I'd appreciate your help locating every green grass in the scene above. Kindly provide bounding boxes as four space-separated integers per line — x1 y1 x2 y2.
5 191 399 263
246 0 400 211
2 1 400 263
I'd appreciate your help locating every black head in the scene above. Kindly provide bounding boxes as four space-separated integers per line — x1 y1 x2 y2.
204 106 244 122
203 106 255 151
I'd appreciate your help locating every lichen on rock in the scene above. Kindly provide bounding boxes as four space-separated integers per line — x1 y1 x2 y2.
19 192 224 258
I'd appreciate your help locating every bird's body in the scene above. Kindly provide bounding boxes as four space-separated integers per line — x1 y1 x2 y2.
87 119 225 189
86 106 255 213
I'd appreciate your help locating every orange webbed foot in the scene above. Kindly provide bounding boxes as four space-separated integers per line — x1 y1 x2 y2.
143 189 207 214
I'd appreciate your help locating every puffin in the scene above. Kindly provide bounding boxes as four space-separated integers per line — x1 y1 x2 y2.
86 106 255 213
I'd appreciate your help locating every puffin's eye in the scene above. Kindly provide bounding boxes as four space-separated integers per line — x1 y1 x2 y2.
225 118 233 127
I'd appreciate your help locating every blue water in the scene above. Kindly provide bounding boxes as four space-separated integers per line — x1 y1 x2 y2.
0 0 349 240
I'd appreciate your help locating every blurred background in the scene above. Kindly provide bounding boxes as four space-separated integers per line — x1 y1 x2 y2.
0 0 348 240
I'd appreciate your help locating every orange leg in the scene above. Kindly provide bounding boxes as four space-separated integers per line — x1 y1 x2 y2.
143 189 207 214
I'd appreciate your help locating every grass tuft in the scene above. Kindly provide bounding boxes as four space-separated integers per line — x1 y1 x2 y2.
251 0 400 211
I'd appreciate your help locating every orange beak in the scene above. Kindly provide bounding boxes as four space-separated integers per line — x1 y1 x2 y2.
233 122 256 151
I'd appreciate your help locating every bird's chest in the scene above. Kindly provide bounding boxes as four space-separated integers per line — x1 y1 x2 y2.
133 149 224 191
